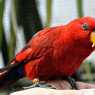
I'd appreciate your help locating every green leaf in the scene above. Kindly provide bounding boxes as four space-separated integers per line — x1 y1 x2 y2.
45 0 52 27
76 0 83 18
8 0 17 60
0 0 5 48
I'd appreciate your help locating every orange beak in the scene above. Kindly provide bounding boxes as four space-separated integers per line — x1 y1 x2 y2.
90 31 95 47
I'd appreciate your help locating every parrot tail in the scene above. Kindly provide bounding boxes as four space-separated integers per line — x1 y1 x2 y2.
0 62 25 88
0 46 34 88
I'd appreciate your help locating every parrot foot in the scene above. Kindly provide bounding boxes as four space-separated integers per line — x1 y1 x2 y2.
23 78 56 89
32 78 40 84
67 76 78 89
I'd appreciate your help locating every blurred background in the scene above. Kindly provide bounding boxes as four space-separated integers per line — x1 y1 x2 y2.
0 0 95 94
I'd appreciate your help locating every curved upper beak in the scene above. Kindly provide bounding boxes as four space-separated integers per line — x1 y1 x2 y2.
90 31 95 47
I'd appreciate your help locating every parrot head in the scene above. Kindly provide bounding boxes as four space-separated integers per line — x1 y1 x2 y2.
67 17 95 49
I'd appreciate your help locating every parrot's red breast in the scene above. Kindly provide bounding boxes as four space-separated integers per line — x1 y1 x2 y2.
12 17 95 81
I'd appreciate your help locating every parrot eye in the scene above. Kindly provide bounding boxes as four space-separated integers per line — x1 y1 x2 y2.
82 23 89 31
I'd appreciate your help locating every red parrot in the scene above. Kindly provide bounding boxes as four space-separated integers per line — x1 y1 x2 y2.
0 17 95 88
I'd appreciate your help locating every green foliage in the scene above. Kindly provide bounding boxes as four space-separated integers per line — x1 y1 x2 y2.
81 62 94 82
0 0 5 48
8 0 16 60
16 0 43 42
76 0 83 17
45 0 52 27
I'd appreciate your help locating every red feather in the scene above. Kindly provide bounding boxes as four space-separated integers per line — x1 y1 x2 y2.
11 17 95 81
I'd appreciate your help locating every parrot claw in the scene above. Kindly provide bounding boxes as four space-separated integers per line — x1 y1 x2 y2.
32 78 40 84
67 77 78 89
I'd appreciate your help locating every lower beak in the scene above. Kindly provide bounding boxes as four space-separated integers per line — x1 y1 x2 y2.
90 32 95 47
